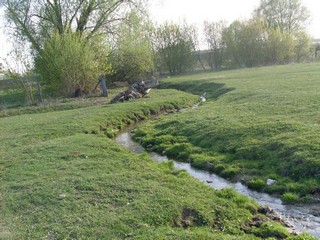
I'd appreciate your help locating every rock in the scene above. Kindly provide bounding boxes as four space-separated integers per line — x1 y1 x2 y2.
206 180 213 183
267 179 277 185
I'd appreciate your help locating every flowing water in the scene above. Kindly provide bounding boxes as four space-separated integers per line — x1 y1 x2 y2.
115 131 320 238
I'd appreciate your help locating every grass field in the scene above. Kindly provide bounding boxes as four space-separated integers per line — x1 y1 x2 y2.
0 73 317 238
1 88 311 239
133 63 320 204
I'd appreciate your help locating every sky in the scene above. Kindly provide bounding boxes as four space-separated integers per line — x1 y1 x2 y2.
1 0 320 65
149 0 320 38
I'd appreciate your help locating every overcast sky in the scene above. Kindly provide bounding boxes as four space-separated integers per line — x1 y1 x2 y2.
149 0 320 38
1 0 320 65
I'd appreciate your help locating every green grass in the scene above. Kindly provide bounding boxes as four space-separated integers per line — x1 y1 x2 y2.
1 88 307 239
132 62 320 204
0 88 128 117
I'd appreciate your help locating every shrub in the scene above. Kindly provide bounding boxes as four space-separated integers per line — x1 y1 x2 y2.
35 31 107 97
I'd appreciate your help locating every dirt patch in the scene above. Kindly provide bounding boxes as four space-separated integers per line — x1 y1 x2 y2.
173 208 207 228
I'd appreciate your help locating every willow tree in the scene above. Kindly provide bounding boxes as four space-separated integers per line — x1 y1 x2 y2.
3 0 146 53
1 0 147 96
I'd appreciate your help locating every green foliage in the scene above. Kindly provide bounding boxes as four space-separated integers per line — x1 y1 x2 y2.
153 21 197 75
222 18 312 68
248 179 266 191
264 28 296 64
251 222 290 239
294 32 313 62
203 20 227 70
282 192 300 204
108 13 154 82
35 31 104 97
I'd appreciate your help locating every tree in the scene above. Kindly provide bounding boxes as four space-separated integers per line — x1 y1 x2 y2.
222 18 304 67
223 19 267 68
108 12 154 83
265 28 296 64
3 0 147 54
153 21 197 75
2 0 146 96
255 0 310 34
203 20 227 70
294 31 312 62
34 31 108 97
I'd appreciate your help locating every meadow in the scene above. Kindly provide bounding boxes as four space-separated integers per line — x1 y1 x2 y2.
0 70 316 239
133 63 320 204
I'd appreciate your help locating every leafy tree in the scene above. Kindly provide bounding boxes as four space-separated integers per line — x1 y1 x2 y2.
255 0 310 34
153 22 197 75
265 28 296 64
2 0 146 97
221 21 243 67
222 18 309 67
203 20 227 70
108 13 154 83
294 32 312 62
34 31 108 97
223 19 267 68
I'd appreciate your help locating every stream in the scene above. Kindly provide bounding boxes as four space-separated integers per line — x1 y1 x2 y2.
115 131 320 238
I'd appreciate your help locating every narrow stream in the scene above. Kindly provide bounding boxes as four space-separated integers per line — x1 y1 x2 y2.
115 132 320 238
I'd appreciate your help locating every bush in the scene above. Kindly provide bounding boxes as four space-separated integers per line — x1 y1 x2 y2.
107 13 154 83
35 31 106 97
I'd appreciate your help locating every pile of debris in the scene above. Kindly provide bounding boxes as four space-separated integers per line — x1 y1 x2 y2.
110 79 159 103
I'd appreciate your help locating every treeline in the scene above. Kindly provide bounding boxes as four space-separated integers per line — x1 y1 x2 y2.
201 19 312 70
1 0 316 97
154 0 313 72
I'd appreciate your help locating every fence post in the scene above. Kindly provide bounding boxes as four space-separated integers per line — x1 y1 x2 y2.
100 75 108 97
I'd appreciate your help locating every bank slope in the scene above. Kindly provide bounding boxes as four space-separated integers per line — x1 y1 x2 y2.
134 63 320 204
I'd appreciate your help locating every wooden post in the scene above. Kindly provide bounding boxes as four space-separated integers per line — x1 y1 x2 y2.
100 75 108 97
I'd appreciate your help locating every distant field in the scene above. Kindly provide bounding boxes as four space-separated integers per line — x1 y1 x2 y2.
133 63 320 204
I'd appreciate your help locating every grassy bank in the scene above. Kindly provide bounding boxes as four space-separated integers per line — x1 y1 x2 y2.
1 88 312 239
132 63 320 204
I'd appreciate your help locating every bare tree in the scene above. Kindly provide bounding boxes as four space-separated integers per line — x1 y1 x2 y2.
255 0 310 34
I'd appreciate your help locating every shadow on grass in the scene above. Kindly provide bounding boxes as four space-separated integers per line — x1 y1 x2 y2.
160 78 235 100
